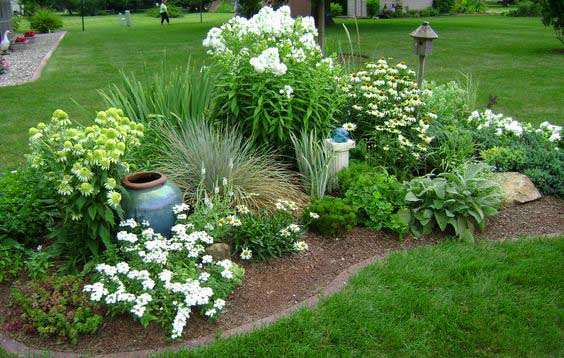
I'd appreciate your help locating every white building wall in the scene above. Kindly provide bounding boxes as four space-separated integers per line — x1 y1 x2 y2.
380 0 433 11
347 0 367 17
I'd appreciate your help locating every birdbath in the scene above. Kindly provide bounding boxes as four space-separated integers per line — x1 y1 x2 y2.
326 127 355 175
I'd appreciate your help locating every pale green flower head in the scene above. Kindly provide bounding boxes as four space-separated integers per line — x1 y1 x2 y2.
78 182 95 196
105 178 117 190
37 122 46 130
107 191 122 209
53 109 68 120
29 127 39 136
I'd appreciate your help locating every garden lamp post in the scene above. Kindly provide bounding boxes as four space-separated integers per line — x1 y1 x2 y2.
410 21 438 89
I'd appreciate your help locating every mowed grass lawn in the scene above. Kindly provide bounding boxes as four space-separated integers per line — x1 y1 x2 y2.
175 237 564 357
1 14 563 170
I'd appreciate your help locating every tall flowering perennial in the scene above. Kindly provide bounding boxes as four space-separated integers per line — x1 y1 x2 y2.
27 108 144 255
203 6 347 149
84 206 244 340
345 59 435 176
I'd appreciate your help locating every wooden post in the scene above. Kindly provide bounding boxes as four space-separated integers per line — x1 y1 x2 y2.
417 55 425 89
317 0 325 54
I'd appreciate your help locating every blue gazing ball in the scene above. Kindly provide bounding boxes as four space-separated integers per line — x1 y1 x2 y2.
331 127 351 143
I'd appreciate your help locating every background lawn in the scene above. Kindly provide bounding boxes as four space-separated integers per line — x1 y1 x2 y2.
173 237 564 357
0 14 562 170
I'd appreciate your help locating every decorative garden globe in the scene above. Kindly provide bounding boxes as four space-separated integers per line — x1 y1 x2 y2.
121 172 183 237
331 127 351 143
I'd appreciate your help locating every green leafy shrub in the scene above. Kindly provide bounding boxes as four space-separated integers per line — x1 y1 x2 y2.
330 2 343 16
428 130 475 173
338 165 409 235
434 0 455 13
509 0 542 16
539 0 563 44
145 4 184 17
25 250 54 280
367 0 380 16
481 146 526 172
228 200 307 260
0 240 25 283
12 15 23 32
204 6 346 151
11 275 103 344
456 0 486 13
27 108 144 261
30 8 63 33
405 162 501 242
0 168 58 246
305 196 357 238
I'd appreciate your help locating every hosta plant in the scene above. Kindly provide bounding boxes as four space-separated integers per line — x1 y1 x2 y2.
405 162 501 242
27 109 144 259
83 205 244 340
344 59 436 178
203 5 347 150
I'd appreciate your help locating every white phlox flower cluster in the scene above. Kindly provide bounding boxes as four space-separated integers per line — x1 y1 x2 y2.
250 48 287 76
83 212 243 340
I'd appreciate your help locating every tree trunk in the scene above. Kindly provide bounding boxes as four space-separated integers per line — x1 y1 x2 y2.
317 0 325 54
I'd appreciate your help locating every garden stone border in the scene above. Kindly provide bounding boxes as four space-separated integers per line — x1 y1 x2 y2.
1 233 562 357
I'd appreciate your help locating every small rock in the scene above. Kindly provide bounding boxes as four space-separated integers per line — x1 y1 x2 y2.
495 172 542 206
205 243 231 260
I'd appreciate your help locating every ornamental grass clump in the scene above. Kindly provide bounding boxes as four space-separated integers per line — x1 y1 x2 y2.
27 109 144 258
83 206 244 340
203 5 347 150
155 119 306 211
345 59 436 178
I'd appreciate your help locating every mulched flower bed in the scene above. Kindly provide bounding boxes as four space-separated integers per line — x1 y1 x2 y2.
1 196 563 355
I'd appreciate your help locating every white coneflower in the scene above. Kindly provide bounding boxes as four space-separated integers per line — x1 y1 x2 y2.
342 122 357 132
57 181 73 196
78 182 95 196
240 248 252 260
104 178 117 190
309 212 320 219
236 205 250 214
107 191 122 208
293 241 309 252
76 167 93 182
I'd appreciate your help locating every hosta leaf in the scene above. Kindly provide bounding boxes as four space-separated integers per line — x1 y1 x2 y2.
435 211 448 231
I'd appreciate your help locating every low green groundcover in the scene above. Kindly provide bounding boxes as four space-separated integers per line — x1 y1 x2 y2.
170 237 563 356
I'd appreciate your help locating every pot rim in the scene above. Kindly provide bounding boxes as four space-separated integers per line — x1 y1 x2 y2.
122 172 167 190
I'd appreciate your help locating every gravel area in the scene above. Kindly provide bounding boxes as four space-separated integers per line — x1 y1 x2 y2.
0 32 65 87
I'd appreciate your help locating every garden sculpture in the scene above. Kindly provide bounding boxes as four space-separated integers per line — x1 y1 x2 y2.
1 30 10 53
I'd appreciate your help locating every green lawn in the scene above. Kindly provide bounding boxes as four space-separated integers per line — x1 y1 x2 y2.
172 237 563 357
1 14 562 170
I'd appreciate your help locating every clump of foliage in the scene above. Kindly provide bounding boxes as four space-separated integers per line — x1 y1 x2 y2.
338 163 409 235
367 0 380 16
83 207 244 340
30 8 63 33
344 59 435 179
539 0 563 44
155 119 306 211
27 109 144 261
11 275 103 344
146 4 184 17
228 200 308 260
405 162 501 241
330 2 343 16
433 0 455 13
509 0 542 16
0 168 58 246
204 6 346 151
100 62 215 167
305 196 357 238
456 0 486 14
0 240 26 283
236 0 261 17
291 130 334 200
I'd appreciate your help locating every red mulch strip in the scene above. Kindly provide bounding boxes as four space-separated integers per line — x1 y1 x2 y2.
0 196 562 354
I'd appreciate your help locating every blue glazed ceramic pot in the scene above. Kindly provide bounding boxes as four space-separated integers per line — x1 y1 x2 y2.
121 172 183 237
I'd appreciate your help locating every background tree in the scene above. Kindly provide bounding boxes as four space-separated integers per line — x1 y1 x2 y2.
539 0 563 44
237 0 261 17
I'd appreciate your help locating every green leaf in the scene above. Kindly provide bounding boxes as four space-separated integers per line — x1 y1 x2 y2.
99 225 112 250
434 211 448 231
405 192 420 202
88 205 97 221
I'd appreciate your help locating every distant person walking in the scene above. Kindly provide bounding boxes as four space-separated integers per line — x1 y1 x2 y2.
160 0 170 25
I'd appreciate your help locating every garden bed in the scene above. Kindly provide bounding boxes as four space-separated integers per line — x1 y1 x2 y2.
0 32 65 87
1 196 562 356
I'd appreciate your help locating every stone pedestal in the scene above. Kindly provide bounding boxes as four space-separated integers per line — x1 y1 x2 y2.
325 139 355 174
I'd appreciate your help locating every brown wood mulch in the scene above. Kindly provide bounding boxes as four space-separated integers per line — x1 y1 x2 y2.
0 196 562 355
